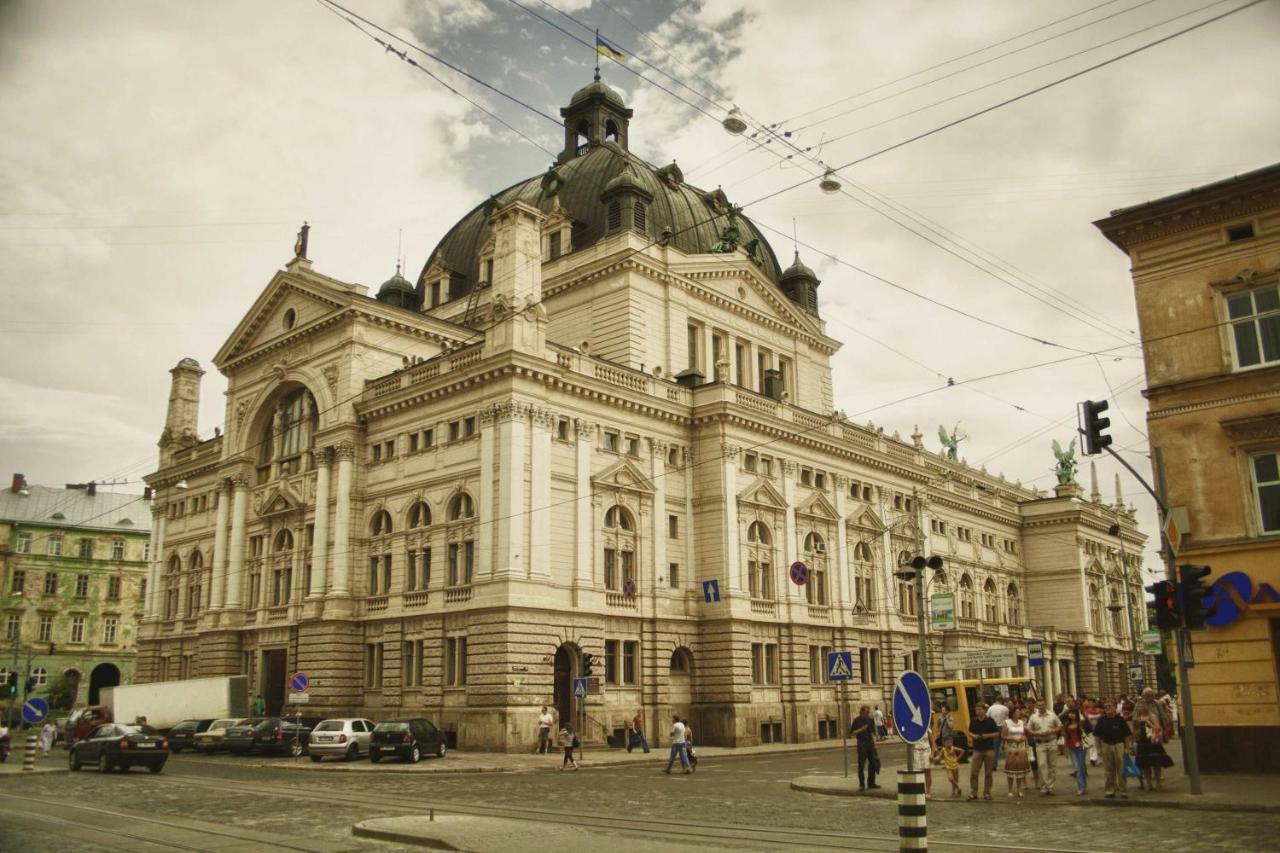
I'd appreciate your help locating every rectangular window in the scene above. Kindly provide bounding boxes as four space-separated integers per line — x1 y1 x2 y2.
463 417 476 437
604 548 617 590
751 642 764 683
48 535 62 557
449 421 460 442
364 643 384 688
757 351 768 393
431 280 441 308
371 444 382 463
765 643 779 684
448 542 474 586
70 615 86 643
1253 452 1280 534
777 356 792 395
668 515 679 539
602 430 620 453
623 435 640 457
748 560 760 598
446 636 467 686
384 440 395 459
815 472 826 489
103 617 118 645
10 570 24 595
78 539 94 559
669 563 680 588
556 418 570 441
422 428 434 448
403 640 422 687
111 540 125 560
43 573 58 596
75 574 89 598
38 615 52 643
809 646 821 684
605 639 619 684
735 341 749 386
800 468 812 486
5 614 19 641
1227 222 1256 242
687 323 700 371
711 332 725 377
623 640 638 685
409 433 419 453
743 453 757 473
1228 285 1280 369
549 230 562 259
16 532 31 553
484 258 494 285
759 456 773 477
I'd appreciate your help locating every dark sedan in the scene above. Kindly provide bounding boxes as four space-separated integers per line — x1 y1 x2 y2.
225 717 320 756
369 719 446 763
69 724 168 774
166 718 215 754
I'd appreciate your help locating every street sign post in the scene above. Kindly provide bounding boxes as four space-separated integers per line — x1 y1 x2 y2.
1027 640 1044 667
287 692 310 704
702 579 720 603
21 697 48 726
941 648 1017 672
827 651 853 778
573 677 588 700
929 592 956 631
893 671 932 772
288 671 310 693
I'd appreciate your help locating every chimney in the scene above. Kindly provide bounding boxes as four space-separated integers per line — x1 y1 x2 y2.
160 358 205 466
87 481 97 497
10 473 25 494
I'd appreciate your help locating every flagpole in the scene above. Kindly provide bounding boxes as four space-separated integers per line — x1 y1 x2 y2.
594 28 600 80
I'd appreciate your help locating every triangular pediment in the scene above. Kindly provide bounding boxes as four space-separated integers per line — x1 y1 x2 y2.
215 269 357 367
847 507 886 531
591 458 653 494
738 477 786 509
795 491 839 520
256 482 304 518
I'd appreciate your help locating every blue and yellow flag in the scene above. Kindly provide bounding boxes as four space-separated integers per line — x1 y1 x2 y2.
596 33 624 62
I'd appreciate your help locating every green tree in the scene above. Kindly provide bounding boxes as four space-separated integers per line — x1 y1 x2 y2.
44 673 77 710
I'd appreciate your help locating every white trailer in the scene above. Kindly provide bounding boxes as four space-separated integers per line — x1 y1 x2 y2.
101 675 250 730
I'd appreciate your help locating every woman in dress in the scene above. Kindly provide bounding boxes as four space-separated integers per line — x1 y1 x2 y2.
1134 705 1173 791
1001 706 1032 798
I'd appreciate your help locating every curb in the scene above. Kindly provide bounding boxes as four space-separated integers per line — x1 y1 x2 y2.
352 820 460 850
789 779 1280 815
265 761 517 775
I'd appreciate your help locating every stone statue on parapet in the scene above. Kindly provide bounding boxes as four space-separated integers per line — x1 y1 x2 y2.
1052 438 1078 486
938 423 967 461
711 217 742 253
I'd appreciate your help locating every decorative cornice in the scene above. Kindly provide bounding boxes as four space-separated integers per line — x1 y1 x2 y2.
1148 384 1280 420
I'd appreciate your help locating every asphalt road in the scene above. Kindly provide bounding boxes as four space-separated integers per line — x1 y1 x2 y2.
0 745 1275 852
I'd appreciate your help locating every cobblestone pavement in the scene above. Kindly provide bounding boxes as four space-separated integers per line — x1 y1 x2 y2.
1 747 1276 851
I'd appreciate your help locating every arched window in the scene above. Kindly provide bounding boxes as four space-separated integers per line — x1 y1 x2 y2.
670 647 692 673
408 501 432 529
959 574 975 619
187 550 204 617
164 555 181 621
983 578 999 623
603 505 636 593
269 531 293 606
1006 583 1020 626
851 539 874 611
1108 583 1125 636
1089 582 1105 633
273 530 294 552
854 541 872 561
802 532 828 605
258 386 318 476
448 493 475 521
746 520 774 599
370 509 393 537
575 120 589 152
604 119 619 142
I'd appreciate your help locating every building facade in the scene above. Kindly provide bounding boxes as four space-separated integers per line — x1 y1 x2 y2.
1 475 150 713
139 82 1148 750
1095 163 1280 772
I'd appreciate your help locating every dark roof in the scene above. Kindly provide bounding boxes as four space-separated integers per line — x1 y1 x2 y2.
781 252 818 282
570 79 626 109
0 485 151 533
1105 162 1280 218
419 142 784 295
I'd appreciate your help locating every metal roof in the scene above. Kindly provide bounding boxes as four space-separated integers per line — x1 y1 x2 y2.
0 485 152 533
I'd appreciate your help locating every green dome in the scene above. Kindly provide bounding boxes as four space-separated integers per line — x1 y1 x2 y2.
570 79 626 109
376 266 418 309
780 253 818 282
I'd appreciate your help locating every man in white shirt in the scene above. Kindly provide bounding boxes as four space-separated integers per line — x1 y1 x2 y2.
665 715 691 774
872 707 886 740
1027 700 1063 795
987 698 1009 763
537 706 555 754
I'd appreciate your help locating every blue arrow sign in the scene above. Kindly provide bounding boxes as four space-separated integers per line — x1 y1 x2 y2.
1027 640 1044 667
289 671 310 693
892 671 932 745
827 651 853 682
702 579 720 603
572 677 589 700
22 696 49 726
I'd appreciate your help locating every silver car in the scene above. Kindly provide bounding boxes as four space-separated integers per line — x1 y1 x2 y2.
308 718 377 762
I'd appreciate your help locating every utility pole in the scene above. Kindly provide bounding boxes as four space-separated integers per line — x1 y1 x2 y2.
913 487 928 682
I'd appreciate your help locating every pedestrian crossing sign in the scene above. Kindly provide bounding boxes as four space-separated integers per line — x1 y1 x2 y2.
827 651 853 682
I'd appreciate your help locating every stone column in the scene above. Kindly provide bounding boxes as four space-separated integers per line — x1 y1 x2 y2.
210 479 230 610
833 475 850 612
529 409 553 580
782 460 799 601
574 419 595 590
224 474 249 609
494 403 528 578
329 442 355 597
721 443 740 591
146 508 166 618
478 408 496 578
649 439 667 591
291 524 306 604
309 448 332 598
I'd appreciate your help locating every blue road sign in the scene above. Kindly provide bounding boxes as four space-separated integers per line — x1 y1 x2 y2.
702 579 720 603
289 671 310 693
827 651 853 682
789 561 809 586
22 696 49 726
1027 640 1044 667
892 671 932 744
572 677 589 700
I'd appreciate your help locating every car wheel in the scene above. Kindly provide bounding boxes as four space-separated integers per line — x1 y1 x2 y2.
436 742 446 759
345 744 358 762
289 740 304 758
69 750 82 771
370 753 382 764
117 763 130 772
98 753 111 773
310 754 324 763
409 745 421 764
148 763 164 774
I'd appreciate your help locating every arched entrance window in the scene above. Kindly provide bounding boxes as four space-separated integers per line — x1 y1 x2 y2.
257 386 318 480
959 574 975 619
164 555 181 620
447 492 475 587
983 578 998 623
669 647 694 711
272 530 293 605
1006 582 1021 626
552 643 581 725
803 532 828 605
746 521 773 599
603 505 636 592
88 662 120 705
368 511 391 596
851 540 874 611
187 550 204 616
405 500 432 592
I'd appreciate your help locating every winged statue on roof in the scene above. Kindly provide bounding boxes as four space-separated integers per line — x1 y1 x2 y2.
1052 437 1078 486
938 424 967 461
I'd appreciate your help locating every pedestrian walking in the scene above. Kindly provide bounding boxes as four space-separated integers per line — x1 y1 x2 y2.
683 719 697 772
1061 708 1088 795
558 723 579 771
939 737 963 797
1084 702 1103 766
1028 700 1062 795
849 705 880 790
664 715 691 774
872 706 886 740
1001 706 1032 799
536 706 555 754
252 693 266 717
627 709 650 753
1093 700 1132 798
966 702 998 801
913 731 934 798
38 721 55 755
1134 705 1173 791
987 697 1009 765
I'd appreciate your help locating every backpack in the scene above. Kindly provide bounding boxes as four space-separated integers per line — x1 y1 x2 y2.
571 734 581 748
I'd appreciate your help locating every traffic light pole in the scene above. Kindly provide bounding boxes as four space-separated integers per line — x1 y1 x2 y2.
1155 447 1202 795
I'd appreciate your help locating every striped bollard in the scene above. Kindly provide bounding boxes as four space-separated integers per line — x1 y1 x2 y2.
897 768 927 852
23 735 37 772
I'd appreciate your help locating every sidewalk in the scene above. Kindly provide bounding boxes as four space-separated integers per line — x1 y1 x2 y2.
0 745 69 776
265 737 858 773
791 740 1280 814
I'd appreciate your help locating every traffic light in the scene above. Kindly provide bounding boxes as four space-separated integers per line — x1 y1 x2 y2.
1147 579 1180 631
1178 564 1215 630
1078 399 1113 456
581 653 594 678
2 672 15 698
24 676 36 694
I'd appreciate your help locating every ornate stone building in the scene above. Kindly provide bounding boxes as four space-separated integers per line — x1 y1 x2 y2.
140 82 1147 749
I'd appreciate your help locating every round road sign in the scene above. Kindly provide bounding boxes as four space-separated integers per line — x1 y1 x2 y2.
789 561 810 586
22 696 50 726
288 671 310 693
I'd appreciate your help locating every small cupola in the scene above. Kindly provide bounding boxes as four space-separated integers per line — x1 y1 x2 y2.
779 252 821 316
559 75 634 163
599 161 654 236
376 264 420 310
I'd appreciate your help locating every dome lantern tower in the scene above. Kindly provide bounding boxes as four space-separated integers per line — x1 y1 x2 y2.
559 78 633 163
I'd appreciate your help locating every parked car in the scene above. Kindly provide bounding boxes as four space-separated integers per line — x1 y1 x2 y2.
64 705 112 745
167 719 216 753
68 723 168 774
308 718 377 762
225 717 321 756
192 718 246 753
369 719 446 763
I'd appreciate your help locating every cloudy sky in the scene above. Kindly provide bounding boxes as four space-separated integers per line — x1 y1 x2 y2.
2 0 1277 575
